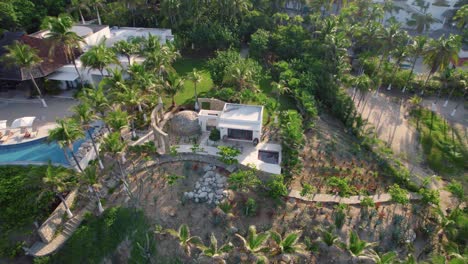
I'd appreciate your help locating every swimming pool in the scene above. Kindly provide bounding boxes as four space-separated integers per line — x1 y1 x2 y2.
0 130 93 165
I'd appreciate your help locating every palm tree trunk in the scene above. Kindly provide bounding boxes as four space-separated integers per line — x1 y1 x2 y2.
29 73 47 107
70 53 85 89
420 72 433 95
96 6 102 25
69 147 84 172
89 186 104 214
194 83 199 110
172 96 176 107
79 8 86 24
88 130 104 169
126 55 132 67
58 193 73 218
403 57 418 93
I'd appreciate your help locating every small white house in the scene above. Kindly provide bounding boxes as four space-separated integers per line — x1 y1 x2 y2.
199 103 263 145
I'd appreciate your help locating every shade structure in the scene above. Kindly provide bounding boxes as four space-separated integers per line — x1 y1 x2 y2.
46 72 79 81
11 117 36 128
0 120 6 130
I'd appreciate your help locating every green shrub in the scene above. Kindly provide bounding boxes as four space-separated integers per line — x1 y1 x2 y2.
50 207 150 264
228 168 261 192
209 128 221 141
244 198 257 216
265 174 288 200
327 177 356 197
217 146 241 165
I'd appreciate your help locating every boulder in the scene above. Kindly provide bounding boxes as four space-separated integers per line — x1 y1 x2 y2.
208 193 214 200
199 192 207 199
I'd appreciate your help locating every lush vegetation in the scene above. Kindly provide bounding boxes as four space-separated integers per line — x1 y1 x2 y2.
410 108 467 176
49 207 151 264
0 165 73 258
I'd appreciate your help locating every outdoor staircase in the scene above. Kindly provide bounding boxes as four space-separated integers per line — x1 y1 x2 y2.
27 201 97 257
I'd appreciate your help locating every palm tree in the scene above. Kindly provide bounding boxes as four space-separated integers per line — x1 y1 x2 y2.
271 80 291 103
69 0 90 24
343 231 376 261
223 66 257 91
141 33 161 54
235 225 269 261
114 83 145 138
105 107 129 132
0 41 47 107
269 230 307 256
387 44 409 91
80 163 104 214
42 15 86 88
89 0 106 25
166 224 203 257
143 50 174 77
353 74 373 108
406 12 437 34
72 103 104 169
112 39 140 67
199 233 234 263
42 163 75 218
101 131 131 196
403 36 428 93
421 35 462 95
161 72 185 107
317 226 340 247
80 40 118 78
48 118 85 172
188 68 202 110
453 5 468 29
80 87 110 128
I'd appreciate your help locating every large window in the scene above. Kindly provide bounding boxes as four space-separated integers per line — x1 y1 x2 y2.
227 129 253 140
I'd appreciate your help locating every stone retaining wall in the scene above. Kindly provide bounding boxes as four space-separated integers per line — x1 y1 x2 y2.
37 188 78 243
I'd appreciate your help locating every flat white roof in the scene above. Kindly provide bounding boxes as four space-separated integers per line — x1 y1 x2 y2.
106 27 173 47
220 103 263 123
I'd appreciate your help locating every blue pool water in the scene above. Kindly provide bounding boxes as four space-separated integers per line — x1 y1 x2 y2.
0 129 93 165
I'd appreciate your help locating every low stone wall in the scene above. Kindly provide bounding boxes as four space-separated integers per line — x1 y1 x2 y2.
198 98 226 111
38 188 78 243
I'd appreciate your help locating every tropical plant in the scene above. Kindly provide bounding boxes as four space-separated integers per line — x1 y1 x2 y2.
42 14 85 88
217 146 241 165
200 233 234 261
112 39 140 66
72 103 104 169
79 163 104 214
166 224 203 256
271 80 291 103
42 163 75 218
365 250 397 264
269 230 307 256
89 0 106 25
228 168 261 192
69 0 90 24
235 225 269 261
421 35 462 95
344 231 376 258
300 183 315 197
266 174 288 200
403 35 428 92
48 118 85 172
317 226 340 247
104 107 129 132
188 68 203 110
389 184 409 206
406 12 437 34
161 72 184 107
81 40 118 77
101 132 130 198
0 41 47 107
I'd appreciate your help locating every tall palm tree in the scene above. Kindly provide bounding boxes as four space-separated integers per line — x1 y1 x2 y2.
223 67 256 91
161 72 185 107
166 224 203 257
403 35 428 93
69 0 90 25
48 118 85 172
112 39 140 67
269 230 307 256
105 107 129 133
143 50 174 77
188 68 202 110
421 35 462 95
80 87 110 127
235 225 269 261
80 163 104 214
271 80 291 103
101 131 131 196
42 15 86 88
80 40 118 78
199 233 234 263
42 163 75 218
89 0 106 25
114 83 145 138
0 41 47 107
387 44 409 91
406 12 437 34
72 103 104 169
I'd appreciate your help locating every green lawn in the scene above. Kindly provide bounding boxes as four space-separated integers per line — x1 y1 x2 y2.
170 57 214 106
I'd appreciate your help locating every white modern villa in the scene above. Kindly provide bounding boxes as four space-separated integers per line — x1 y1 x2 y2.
35 25 174 88
199 103 263 145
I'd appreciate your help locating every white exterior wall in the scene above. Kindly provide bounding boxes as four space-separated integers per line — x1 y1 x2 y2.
83 27 111 47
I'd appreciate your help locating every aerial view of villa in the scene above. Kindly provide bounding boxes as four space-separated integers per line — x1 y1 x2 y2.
0 0 466 263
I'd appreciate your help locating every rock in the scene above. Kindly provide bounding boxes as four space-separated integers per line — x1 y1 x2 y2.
216 195 223 201
195 183 200 189
208 193 214 200
199 192 207 199
216 189 224 195
281 254 291 263
195 198 199 203
187 192 194 199
217 183 224 188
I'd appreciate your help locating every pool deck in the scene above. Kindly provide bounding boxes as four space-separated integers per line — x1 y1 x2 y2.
0 123 56 146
